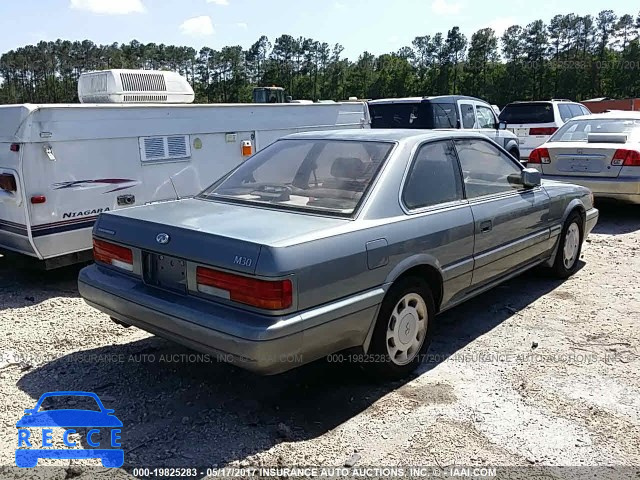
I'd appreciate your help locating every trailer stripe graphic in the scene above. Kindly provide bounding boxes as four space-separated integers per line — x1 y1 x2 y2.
31 217 99 238
0 216 102 238
0 220 28 236
52 179 139 194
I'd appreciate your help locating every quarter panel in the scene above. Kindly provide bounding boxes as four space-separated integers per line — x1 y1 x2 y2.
257 204 475 311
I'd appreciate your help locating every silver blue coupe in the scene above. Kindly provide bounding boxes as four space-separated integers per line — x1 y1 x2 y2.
79 129 599 379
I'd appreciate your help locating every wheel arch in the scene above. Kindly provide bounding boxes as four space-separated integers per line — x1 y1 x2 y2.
543 199 587 267
384 255 444 312
363 257 445 353
504 139 520 160
563 199 587 227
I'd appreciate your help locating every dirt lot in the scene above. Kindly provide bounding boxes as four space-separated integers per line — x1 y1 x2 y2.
0 202 638 479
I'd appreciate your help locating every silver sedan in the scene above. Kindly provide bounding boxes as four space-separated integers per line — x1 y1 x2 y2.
528 111 640 204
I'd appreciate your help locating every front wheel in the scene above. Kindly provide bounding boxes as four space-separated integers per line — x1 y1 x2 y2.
364 277 435 380
551 212 584 278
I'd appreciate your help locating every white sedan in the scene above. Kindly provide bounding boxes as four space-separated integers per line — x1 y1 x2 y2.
527 111 640 204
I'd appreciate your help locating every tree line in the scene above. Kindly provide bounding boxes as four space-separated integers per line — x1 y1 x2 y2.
1 9 639 106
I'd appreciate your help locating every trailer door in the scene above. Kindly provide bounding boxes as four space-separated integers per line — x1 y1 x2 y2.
0 146 34 256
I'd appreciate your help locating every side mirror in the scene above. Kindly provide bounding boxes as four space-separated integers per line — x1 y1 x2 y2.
521 167 541 188
498 121 507 130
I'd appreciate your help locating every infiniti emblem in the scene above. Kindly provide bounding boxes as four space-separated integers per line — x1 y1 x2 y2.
156 233 170 244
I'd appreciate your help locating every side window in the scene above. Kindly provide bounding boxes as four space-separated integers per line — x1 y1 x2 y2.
476 105 496 129
460 103 476 129
580 106 591 115
402 140 463 209
569 104 584 117
454 139 524 198
432 103 458 128
558 104 573 122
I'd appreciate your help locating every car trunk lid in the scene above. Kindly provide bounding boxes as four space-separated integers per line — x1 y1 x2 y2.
94 198 350 275
540 142 624 178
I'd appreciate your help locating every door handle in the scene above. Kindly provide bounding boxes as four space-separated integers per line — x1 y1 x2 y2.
480 220 493 233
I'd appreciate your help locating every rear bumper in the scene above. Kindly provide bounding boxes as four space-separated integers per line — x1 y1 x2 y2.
541 174 640 204
78 265 381 375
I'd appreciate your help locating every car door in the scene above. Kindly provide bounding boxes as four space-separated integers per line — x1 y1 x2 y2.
473 102 501 143
401 140 474 306
459 102 477 130
453 138 551 288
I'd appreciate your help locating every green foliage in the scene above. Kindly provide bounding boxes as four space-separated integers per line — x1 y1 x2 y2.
1 10 640 105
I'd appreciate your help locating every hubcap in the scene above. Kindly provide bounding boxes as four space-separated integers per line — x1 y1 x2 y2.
563 223 580 269
386 293 428 366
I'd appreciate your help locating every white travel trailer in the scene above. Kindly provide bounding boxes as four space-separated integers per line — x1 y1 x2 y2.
0 70 370 268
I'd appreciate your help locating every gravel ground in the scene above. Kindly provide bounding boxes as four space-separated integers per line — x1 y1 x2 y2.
0 201 638 480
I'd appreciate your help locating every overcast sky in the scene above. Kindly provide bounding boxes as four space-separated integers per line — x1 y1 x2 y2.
1 0 636 59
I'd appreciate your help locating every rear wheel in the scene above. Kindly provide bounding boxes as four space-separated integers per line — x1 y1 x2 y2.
364 277 435 380
551 211 584 278
509 148 520 161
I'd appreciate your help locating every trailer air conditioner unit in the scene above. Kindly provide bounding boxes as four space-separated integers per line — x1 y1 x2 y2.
78 69 195 104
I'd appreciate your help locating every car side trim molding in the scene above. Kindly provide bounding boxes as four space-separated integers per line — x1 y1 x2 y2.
441 256 549 313
474 228 551 269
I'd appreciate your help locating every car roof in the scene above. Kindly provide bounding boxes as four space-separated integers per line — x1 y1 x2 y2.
280 128 488 143
568 111 640 120
505 100 578 105
368 95 487 105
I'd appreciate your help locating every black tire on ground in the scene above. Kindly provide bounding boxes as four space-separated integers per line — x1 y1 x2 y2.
364 276 435 381
551 211 584 278
509 148 520 161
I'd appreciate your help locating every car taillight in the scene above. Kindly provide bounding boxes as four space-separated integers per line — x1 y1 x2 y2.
0 173 17 192
611 149 640 167
93 238 134 272
528 147 551 164
529 127 558 136
196 266 293 310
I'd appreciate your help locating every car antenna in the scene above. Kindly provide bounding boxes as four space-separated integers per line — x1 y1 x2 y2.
169 176 181 200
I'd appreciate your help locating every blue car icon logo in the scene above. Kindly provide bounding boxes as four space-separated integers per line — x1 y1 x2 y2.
16 391 123 468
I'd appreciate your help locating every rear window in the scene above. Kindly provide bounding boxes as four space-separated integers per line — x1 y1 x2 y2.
550 119 640 143
198 139 395 217
369 102 457 129
499 103 554 124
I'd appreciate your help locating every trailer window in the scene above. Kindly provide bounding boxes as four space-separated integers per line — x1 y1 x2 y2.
199 139 395 216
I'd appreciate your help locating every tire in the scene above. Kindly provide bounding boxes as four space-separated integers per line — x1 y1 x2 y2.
551 211 584 278
509 148 520 161
364 276 435 380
